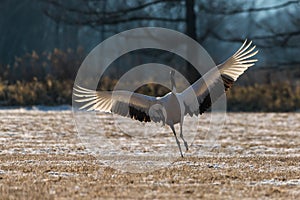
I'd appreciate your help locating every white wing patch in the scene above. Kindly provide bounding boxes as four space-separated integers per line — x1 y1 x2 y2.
73 85 112 112
218 39 258 81
73 85 165 123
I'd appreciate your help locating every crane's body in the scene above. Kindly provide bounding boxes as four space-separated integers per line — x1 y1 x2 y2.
164 71 183 126
74 40 258 157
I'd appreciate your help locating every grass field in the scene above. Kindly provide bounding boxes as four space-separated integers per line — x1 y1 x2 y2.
0 110 300 199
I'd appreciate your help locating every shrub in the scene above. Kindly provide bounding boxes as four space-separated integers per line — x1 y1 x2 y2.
0 48 299 112
0 78 73 106
3 48 84 83
227 82 300 112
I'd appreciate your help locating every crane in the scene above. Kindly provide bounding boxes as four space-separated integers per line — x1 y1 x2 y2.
73 40 258 157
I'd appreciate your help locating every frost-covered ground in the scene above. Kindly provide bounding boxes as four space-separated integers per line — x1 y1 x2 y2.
0 109 300 199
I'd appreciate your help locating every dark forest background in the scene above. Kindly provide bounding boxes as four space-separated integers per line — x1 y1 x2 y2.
0 0 299 111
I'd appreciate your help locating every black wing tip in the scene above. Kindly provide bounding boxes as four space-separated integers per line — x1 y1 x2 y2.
221 74 235 90
113 100 151 123
198 75 235 115
129 105 151 122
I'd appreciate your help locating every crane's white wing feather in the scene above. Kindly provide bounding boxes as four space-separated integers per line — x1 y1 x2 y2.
218 39 258 81
73 85 165 123
180 40 258 116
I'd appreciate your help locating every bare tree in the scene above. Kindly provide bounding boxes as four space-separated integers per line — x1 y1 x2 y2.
196 0 300 67
40 1 185 32
40 0 300 68
201 2 299 43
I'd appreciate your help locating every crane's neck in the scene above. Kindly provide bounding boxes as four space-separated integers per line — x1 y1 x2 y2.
170 70 176 94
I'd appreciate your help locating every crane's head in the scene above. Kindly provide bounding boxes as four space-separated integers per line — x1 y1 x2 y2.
170 70 176 93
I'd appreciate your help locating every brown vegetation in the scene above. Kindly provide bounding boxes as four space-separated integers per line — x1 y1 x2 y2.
0 49 299 111
227 83 300 112
0 79 73 106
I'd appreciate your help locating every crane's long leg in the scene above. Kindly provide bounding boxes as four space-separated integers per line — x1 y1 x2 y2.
170 124 183 157
179 123 188 151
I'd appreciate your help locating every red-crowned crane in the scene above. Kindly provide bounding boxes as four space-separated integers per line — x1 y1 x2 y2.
74 40 258 157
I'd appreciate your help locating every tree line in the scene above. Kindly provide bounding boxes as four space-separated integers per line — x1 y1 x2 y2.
0 0 299 111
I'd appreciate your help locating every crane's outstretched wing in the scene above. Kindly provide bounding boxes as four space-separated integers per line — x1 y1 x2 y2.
73 85 166 123
180 40 258 116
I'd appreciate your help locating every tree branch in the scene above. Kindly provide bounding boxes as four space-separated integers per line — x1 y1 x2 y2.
202 0 300 15
42 0 181 18
44 10 184 26
210 30 300 48
42 0 184 26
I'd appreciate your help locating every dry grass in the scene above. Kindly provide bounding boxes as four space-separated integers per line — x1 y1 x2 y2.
0 111 300 199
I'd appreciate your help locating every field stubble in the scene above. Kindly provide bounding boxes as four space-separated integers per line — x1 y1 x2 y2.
0 109 300 199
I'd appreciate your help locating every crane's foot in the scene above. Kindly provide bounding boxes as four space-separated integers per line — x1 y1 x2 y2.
183 141 189 151
170 125 184 158
175 136 183 158
180 133 189 151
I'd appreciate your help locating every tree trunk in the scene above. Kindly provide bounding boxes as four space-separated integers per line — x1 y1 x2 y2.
185 0 196 40
185 0 200 83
